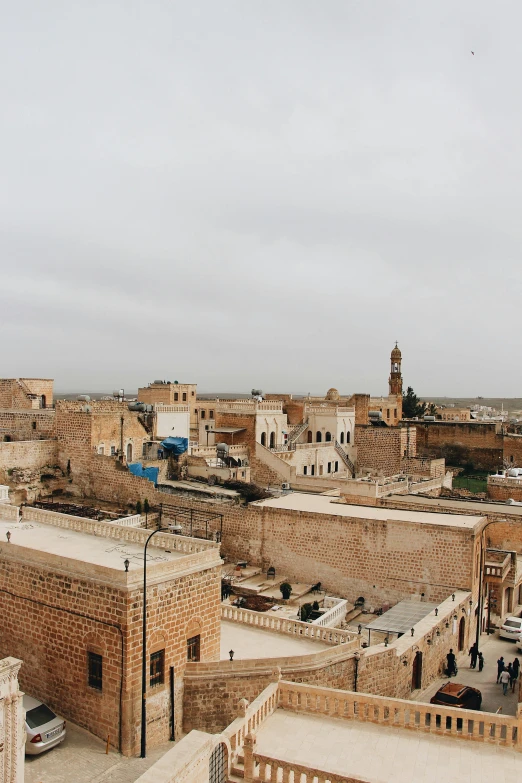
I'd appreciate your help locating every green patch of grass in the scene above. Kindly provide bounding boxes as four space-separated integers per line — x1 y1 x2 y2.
453 476 487 494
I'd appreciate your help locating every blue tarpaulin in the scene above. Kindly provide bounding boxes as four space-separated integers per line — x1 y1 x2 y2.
129 462 159 485
160 437 188 455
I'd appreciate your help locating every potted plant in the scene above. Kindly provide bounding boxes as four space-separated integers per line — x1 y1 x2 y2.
280 582 292 600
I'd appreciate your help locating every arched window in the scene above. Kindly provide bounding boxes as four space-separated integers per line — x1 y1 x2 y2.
40 395 46 409
269 432 275 448
316 431 322 442
339 432 344 444
346 431 351 444
325 431 332 442
261 432 266 447
126 443 133 462
307 430 313 443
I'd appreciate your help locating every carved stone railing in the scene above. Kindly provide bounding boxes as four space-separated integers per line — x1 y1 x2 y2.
250 752 355 783
0 504 20 522
278 681 521 749
22 506 219 553
312 598 347 628
222 682 279 757
221 605 356 645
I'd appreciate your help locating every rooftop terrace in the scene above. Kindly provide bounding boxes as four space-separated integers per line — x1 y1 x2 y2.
254 493 486 529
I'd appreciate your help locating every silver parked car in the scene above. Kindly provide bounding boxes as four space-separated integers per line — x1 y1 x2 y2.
24 695 66 755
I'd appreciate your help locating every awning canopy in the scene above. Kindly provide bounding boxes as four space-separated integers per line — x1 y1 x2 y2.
212 427 246 434
364 600 438 635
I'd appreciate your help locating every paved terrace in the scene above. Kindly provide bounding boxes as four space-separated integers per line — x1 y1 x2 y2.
255 709 522 783
391 494 522 517
0 506 221 586
220 620 330 659
255 493 486 529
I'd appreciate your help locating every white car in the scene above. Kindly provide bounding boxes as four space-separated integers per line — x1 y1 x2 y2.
498 616 522 641
24 695 66 755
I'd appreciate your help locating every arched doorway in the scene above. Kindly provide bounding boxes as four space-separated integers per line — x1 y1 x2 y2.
269 432 275 449
260 432 266 447
40 395 46 409
316 431 322 443
209 742 227 783
325 431 332 442
458 617 466 651
411 651 423 690
307 431 313 443
505 587 514 615
126 443 133 462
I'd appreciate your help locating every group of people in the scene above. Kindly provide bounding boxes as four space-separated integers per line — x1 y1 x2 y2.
468 642 484 671
497 655 520 695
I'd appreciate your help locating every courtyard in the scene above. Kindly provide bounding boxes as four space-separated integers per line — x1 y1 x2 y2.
416 634 520 716
24 721 175 783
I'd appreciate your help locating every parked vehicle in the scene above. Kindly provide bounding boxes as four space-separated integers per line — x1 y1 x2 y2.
517 632 522 653
499 616 522 641
24 695 66 755
430 683 482 710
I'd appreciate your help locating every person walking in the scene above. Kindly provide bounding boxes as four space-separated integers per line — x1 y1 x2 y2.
512 658 520 693
497 656 505 683
478 651 484 672
446 649 457 677
469 642 478 669
500 668 511 696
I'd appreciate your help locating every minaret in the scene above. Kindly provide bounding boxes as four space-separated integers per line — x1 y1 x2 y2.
389 342 403 395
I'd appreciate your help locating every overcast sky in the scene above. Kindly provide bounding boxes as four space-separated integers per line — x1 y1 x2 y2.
1 2 521 395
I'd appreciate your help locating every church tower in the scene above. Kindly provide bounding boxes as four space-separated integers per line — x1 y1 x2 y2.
389 342 403 395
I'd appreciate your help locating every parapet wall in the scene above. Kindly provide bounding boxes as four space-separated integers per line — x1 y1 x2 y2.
0 439 58 479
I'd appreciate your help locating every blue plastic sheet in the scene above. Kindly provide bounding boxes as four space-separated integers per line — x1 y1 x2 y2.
160 437 188 455
128 462 159 485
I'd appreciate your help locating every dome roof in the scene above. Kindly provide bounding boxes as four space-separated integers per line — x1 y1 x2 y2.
326 387 340 401
391 342 401 360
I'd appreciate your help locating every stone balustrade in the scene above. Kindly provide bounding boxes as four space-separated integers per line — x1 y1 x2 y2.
277 681 521 749
222 682 279 755
153 404 190 412
0 484 9 503
105 513 142 527
0 504 20 522
312 598 347 628
216 400 283 413
295 441 336 450
221 605 356 645
488 475 522 487
304 406 355 415
22 506 219 554
250 753 353 783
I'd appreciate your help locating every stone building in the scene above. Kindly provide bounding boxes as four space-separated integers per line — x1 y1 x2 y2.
0 506 222 756
138 381 198 439
0 378 54 410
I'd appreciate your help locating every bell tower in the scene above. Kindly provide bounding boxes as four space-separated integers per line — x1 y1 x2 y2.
389 342 403 395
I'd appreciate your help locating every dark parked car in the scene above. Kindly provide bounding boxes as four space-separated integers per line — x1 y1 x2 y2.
430 682 482 710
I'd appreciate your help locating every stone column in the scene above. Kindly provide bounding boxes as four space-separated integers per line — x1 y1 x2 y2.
0 657 24 783
243 732 257 783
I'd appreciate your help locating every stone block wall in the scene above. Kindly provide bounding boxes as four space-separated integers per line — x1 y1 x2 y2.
0 440 58 479
355 426 402 475
0 409 56 441
414 421 503 471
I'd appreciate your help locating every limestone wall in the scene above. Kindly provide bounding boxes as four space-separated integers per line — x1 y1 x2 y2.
0 409 56 441
0 439 58 476
0 657 24 783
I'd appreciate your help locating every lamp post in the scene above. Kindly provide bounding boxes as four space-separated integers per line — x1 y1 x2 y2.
141 523 171 759
353 650 361 692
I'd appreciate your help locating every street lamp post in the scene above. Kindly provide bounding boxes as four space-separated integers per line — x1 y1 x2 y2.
141 521 171 759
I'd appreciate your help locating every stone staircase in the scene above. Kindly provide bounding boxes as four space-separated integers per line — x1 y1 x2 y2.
287 420 308 445
228 750 245 782
335 440 355 477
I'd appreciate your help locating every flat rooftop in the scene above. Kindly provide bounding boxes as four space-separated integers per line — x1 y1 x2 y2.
395 494 522 517
254 493 485 529
0 515 184 572
220 621 329 660
256 709 522 782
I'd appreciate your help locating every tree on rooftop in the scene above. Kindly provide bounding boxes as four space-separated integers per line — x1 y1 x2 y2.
402 386 427 418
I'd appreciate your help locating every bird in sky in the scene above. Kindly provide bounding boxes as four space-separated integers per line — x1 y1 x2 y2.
471 51 474 55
